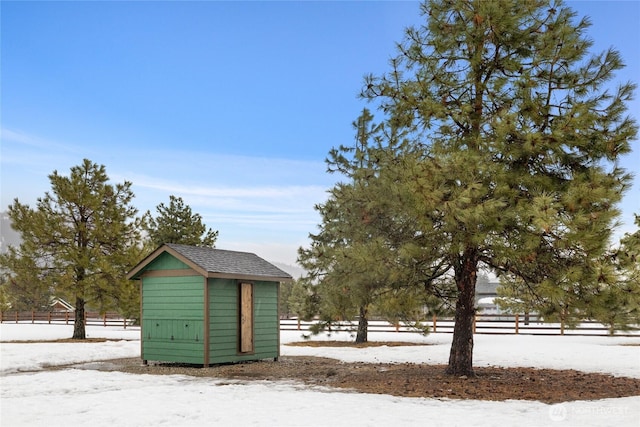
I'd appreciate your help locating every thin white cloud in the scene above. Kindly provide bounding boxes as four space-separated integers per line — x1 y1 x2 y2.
132 175 324 199
205 212 319 226
0 128 333 266
2 128 52 148
1 127 89 157
126 171 329 219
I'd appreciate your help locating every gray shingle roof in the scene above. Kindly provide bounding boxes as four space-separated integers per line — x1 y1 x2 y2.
165 243 292 280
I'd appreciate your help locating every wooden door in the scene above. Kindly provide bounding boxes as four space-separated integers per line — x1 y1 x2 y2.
239 282 254 353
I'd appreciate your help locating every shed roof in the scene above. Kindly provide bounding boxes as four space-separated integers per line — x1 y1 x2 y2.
127 243 293 282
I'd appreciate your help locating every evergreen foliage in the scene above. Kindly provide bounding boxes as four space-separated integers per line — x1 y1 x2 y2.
588 215 640 334
286 279 317 321
0 254 52 312
303 0 636 375
279 280 294 318
299 109 384 342
299 109 454 342
0 159 144 338
143 195 219 248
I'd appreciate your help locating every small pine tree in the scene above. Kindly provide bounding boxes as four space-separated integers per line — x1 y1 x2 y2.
299 109 386 343
143 195 218 248
589 215 640 334
288 278 320 323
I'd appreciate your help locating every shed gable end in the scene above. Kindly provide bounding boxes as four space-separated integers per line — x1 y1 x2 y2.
146 252 192 271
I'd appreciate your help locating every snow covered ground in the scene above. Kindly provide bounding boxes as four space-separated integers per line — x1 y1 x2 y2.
1 324 638 427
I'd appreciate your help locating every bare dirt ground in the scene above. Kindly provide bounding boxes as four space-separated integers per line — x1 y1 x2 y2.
90 341 640 404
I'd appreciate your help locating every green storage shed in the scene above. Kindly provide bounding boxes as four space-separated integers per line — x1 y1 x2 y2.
127 243 292 366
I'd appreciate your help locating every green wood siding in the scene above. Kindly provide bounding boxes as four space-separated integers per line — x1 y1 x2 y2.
142 275 204 364
145 252 192 271
208 279 279 364
138 250 281 365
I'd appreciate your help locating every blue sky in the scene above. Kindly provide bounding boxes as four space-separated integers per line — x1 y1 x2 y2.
2 1 639 266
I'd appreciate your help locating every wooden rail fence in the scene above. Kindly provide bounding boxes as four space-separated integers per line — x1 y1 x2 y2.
0 311 132 328
279 315 640 337
2 311 638 337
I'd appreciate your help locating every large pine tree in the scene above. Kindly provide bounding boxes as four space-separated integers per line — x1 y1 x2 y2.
0 159 143 339
361 0 637 375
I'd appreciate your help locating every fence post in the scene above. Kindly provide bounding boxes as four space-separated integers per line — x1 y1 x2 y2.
48 312 52 324
124 317 127 329
297 318 301 331
65 311 69 325
103 313 107 327
15 311 19 323
31 310 35 324
0 311 3 323
432 314 437 333
515 314 519 334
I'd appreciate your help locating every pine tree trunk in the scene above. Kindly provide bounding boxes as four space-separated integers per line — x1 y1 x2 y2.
355 305 368 343
446 249 478 376
609 321 615 336
72 297 86 339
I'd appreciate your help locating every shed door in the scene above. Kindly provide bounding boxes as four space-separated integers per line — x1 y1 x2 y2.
239 282 254 353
